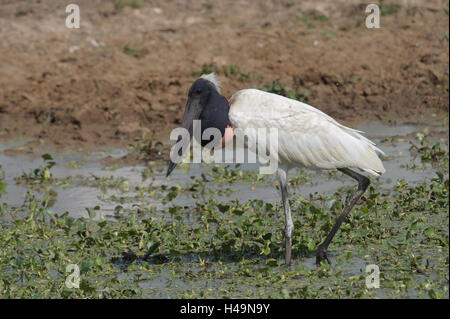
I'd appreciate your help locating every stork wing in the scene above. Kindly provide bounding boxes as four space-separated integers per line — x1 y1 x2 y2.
228 89 385 176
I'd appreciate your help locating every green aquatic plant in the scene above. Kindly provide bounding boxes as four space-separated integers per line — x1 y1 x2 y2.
0 172 447 298
16 153 55 185
208 164 267 184
411 133 449 163
127 134 164 157
0 165 6 197
409 132 449 171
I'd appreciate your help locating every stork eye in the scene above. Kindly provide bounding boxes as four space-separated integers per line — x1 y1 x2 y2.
195 89 202 95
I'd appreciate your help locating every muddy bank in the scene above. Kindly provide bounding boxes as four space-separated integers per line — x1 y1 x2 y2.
0 0 448 153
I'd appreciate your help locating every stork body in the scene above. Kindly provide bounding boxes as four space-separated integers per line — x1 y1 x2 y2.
228 89 385 175
166 74 385 266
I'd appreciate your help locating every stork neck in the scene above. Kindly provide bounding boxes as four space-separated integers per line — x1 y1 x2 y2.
199 90 231 146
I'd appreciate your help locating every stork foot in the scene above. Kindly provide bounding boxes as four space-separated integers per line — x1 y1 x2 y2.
315 245 331 265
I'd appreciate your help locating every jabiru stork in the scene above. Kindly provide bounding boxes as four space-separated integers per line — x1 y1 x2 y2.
166 73 385 266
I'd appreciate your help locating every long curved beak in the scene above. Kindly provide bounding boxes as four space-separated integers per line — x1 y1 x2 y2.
166 97 202 177
166 160 177 177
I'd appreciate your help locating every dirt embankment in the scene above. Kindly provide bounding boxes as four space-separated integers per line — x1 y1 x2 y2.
0 0 448 153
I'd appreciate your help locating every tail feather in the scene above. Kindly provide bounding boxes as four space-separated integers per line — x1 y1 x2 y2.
362 168 383 177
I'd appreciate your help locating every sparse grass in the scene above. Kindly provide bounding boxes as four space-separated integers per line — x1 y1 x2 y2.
313 14 328 21
261 81 312 103
295 13 326 26
192 64 251 82
114 0 141 9
122 45 148 59
221 65 250 82
324 30 338 39
350 75 361 83
203 1 214 14
285 1 295 8
381 4 398 16
192 64 221 77
296 16 315 28
406 6 419 16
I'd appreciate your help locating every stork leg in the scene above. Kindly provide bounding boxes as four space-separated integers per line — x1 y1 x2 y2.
316 168 370 265
277 168 294 266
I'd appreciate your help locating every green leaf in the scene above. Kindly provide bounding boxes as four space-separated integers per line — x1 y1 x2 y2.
86 208 96 219
42 153 53 161
217 204 230 213
424 226 436 237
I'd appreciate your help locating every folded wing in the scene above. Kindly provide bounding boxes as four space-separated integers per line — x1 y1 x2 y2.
229 89 385 176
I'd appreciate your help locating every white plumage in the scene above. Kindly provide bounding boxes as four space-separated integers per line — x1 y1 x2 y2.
228 89 385 176
200 73 221 93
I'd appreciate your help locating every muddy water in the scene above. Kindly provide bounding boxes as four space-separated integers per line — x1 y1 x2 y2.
0 122 444 219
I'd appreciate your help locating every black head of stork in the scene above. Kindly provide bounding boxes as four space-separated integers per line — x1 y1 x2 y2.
166 74 232 177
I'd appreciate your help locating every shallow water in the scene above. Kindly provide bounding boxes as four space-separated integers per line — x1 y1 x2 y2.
0 122 448 299
0 122 444 219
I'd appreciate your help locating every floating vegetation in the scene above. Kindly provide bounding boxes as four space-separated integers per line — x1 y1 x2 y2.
0 126 448 298
409 132 449 168
16 154 55 185
0 164 448 298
